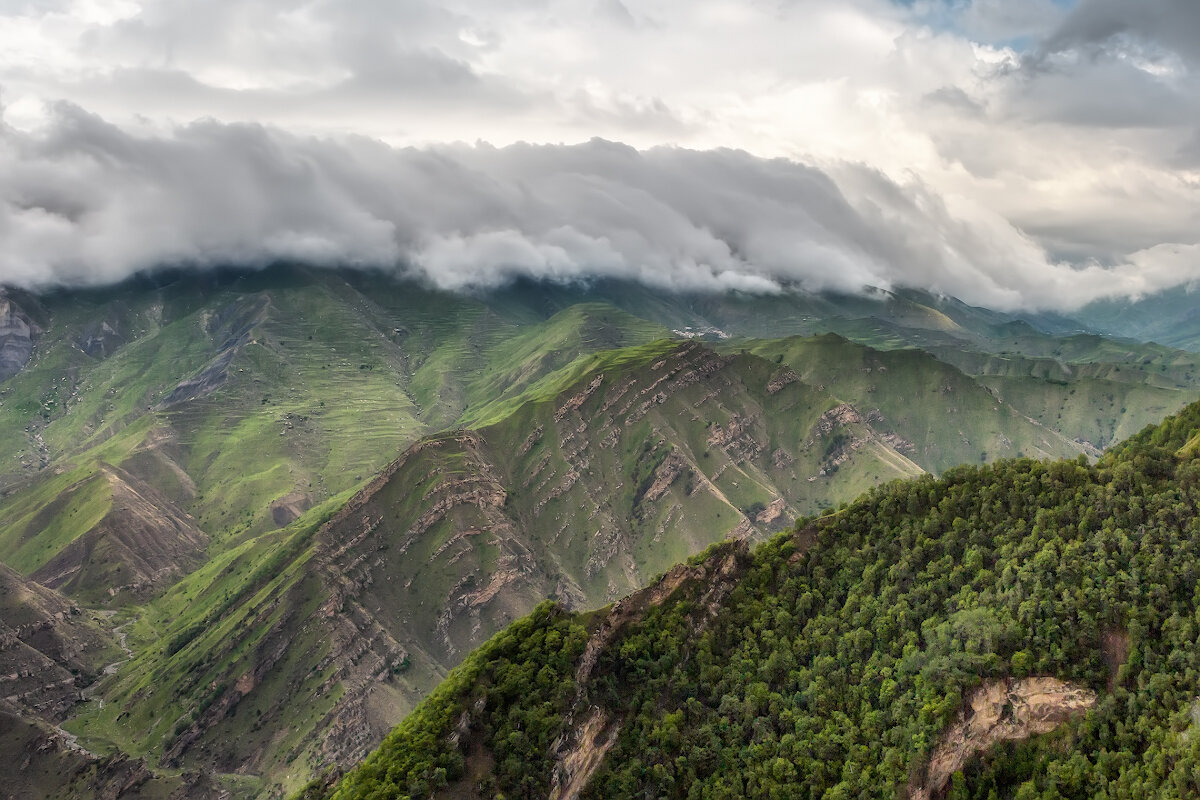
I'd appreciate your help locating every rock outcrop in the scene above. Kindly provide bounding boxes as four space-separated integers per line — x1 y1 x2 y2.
910 678 1098 800
75 317 127 359
0 290 39 382
0 562 113 721
549 540 750 800
159 294 269 407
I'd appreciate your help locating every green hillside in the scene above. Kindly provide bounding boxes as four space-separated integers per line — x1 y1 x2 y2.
6 268 1200 797
739 335 1087 468
0 270 667 603
311 397 1200 800
52 339 922 795
41 333 1085 796
1076 285 1200 352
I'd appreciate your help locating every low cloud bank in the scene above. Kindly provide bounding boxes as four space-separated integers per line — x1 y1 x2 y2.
1 103 1196 311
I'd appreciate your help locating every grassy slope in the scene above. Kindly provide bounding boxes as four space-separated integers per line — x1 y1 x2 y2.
0 272 668 594
5 271 1200 797
54 339 900 794
30 299 667 795
62 334 1100 796
739 335 1086 469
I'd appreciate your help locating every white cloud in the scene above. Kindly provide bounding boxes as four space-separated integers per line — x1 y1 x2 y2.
0 0 1198 309
3 103 1199 310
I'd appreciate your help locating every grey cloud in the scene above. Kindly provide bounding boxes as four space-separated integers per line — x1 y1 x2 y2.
1009 57 1198 128
958 0 1066 41
1040 0 1200 63
921 86 986 117
596 0 636 28
75 0 543 122
1000 0 1200 133
3 103 1199 310
1173 128 1200 167
92 0 474 71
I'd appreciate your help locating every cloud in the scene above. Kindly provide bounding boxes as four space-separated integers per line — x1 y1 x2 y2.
1039 0 1200 64
2 102 1198 311
1006 0 1200 132
0 0 1198 311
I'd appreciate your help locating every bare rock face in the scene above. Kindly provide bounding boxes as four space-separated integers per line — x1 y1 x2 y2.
159 294 270 407
0 563 112 722
910 677 1097 800
270 491 313 527
811 402 865 435
550 708 619 800
0 291 39 382
766 366 799 394
641 452 687 505
549 540 750 800
706 413 762 462
75 317 127 359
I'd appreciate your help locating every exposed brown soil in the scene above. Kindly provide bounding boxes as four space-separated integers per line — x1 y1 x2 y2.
910 678 1097 800
1101 627 1130 691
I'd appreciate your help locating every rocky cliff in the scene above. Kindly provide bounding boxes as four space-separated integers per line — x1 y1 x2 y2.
0 290 39 382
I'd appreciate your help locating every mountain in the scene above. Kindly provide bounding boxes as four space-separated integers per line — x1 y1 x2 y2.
1075 284 1200 352
311 397 1200 800
4 266 1200 796
0 563 196 800
0 561 116 720
0 288 42 382
1075 286 1200 348
59 335 1084 796
0 269 669 606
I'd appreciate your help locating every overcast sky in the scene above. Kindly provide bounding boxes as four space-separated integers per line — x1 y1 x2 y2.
1 0 1198 310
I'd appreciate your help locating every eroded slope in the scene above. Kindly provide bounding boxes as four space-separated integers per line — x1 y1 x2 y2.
316 395 1200 800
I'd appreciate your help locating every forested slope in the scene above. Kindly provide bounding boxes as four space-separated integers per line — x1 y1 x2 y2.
311 398 1200 800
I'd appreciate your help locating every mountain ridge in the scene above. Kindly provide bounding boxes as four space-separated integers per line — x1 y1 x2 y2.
310 394 1200 800
4 267 1200 797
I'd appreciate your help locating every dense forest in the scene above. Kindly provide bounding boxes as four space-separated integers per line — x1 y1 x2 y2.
304 399 1200 800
